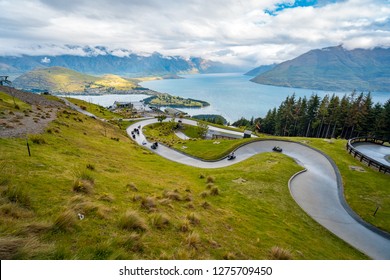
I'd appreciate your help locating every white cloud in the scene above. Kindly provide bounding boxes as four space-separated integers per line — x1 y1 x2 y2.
0 0 389 66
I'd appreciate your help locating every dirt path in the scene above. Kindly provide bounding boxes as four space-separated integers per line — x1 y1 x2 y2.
0 86 64 138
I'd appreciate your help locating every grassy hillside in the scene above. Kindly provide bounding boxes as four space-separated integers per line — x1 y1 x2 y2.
144 123 390 234
12 67 137 93
0 92 369 259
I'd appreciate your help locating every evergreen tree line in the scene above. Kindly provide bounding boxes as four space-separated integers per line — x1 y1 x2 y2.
233 92 390 140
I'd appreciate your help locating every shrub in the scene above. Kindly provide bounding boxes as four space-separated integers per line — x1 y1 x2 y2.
119 210 148 232
268 246 293 260
53 210 78 232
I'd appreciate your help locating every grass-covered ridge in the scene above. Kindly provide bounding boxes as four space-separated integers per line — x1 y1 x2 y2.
0 93 371 259
13 66 137 93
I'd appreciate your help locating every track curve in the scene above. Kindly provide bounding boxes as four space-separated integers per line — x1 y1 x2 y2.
127 118 390 259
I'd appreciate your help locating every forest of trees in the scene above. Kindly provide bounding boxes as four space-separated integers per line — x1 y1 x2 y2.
232 92 390 140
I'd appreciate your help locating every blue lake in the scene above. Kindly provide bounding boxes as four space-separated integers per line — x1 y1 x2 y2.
141 73 390 123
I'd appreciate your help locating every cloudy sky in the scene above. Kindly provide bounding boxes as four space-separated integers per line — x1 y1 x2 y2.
0 0 389 66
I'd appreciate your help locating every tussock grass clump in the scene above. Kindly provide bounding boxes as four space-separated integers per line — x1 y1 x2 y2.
186 231 201 249
269 246 293 260
53 209 78 232
0 203 34 219
149 213 171 229
72 179 94 194
186 212 200 225
0 237 24 259
210 186 219 196
119 210 148 232
127 183 138 192
99 193 115 202
118 232 143 253
72 170 95 194
29 135 46 145
223 252 236 260
163 191 181 201
21 222 51 235
132 195 142 202
206 176 215 183
179 220 190 232
206 183 214 189
200 191 208 198
2 186 31 209
201 201 211 209
140 196 157 211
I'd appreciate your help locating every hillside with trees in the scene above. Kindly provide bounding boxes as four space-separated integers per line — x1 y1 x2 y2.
258 92 390 140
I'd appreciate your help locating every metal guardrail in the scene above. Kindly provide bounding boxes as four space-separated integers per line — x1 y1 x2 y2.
346 137 390 174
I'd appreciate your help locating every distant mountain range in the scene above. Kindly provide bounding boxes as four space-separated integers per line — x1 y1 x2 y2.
0 47 244 78
244 64 276 76
250 46 390 92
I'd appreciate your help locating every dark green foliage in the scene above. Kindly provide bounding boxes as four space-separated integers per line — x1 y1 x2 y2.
257 91 390 140
192 114 227 125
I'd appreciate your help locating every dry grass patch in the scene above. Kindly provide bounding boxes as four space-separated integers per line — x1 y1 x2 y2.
0 237 23 259
72 179 94 194
52 209 78 232
2 185 32 209
140 196 157 211
185 231 201 249
163 190 182 201
0 203 34 219
117 232 144 253
210 186 219 196
186 212 200 225
119 210 148 232
149 213 171 229
206 176 215 183
178 220 191 232
126 183 138 192
268 246 293 260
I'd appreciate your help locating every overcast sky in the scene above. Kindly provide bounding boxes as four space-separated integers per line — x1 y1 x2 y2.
0 0 389 66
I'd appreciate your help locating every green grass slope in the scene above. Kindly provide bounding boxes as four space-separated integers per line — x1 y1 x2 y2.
12 67 136 93
0 95 368 259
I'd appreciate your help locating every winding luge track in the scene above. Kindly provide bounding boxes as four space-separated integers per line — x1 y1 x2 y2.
127 118 390 259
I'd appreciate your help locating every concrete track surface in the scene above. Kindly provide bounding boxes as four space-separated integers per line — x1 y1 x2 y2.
127 118 390 259
352 142 390 167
